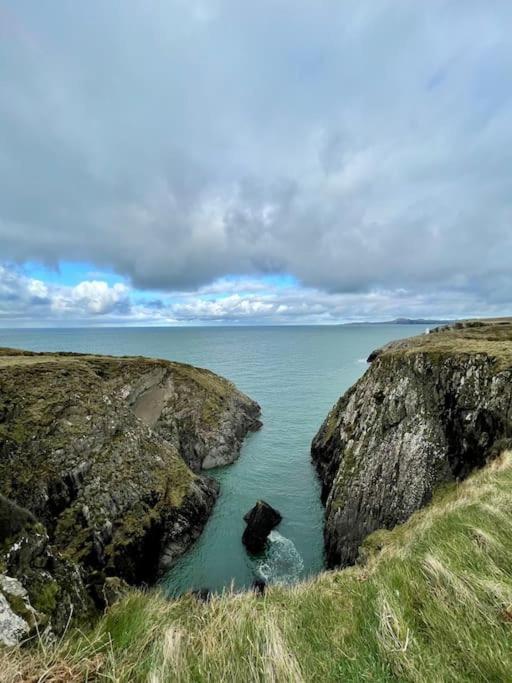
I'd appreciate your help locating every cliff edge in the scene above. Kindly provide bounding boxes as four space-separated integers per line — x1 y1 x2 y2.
0 348 260 642
312 319 512 568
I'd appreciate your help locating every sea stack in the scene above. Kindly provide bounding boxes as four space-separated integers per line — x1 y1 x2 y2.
242 500 282 554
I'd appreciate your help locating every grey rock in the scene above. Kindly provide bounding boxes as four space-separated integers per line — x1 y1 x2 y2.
101 577 130 607
127 365 262 471
242 500 282 554
312 319 512 568
0 590 30 647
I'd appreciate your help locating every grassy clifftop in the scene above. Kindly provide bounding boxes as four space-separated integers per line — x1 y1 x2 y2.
371 319 512 370
6 451 512 682
0 347 261 473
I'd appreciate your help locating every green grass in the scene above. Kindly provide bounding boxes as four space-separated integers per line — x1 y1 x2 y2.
5 453 512 682
379 319 512 371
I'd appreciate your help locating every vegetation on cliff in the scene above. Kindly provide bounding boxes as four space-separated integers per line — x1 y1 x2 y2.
0 348 260 641
4 450 512 681
370 318 512 369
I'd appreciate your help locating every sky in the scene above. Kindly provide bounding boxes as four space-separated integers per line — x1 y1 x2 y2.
0 1 511 326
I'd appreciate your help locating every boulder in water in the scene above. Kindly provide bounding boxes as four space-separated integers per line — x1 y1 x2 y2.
242 500 282 554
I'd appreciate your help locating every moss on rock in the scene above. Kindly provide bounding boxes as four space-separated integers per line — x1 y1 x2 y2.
0 495 37 545
0 347 259 641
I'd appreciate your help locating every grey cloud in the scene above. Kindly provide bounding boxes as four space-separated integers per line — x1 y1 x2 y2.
0 1 511 307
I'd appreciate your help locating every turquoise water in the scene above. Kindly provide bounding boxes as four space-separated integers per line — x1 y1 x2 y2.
0 324 420 593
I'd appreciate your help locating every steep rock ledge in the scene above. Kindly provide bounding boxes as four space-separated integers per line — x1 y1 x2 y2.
0 348 260 638
125 361 262 471
312 319 512 568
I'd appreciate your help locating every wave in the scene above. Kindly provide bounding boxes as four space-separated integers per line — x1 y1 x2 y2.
255 531 304 585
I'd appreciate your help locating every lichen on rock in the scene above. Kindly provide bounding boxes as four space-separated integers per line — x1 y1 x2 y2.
0 587 30 647
312 319 512 568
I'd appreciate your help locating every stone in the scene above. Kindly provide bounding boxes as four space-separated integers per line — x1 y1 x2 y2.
0 574 46 647
242 501 282 554
101 577 131 608
0 591 30 647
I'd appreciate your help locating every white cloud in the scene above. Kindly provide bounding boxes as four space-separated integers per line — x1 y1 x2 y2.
0 266 130 323
67 281 129 315
25 278 49 301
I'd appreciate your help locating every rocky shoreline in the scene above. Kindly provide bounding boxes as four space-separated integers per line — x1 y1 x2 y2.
5 319 512 647
0 348 260 644
312 319 512 568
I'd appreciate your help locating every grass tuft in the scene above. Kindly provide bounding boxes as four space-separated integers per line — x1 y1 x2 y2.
4 451 512 682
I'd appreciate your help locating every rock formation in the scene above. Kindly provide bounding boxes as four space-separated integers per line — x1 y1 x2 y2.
0 348 260 641
312 319 512 568
242 500 282 553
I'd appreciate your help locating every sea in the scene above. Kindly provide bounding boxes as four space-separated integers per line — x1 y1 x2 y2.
0 324 421 594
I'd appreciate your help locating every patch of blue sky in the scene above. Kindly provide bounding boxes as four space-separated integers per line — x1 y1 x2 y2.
194 274 299 301
23 263 301 307
24 261 126 288
259 274 298 288
130 275 299 312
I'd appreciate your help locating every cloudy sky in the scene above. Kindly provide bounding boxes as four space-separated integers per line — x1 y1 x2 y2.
0 1 511 326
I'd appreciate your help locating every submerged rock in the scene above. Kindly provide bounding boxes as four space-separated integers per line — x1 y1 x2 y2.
312 319 512 568
0 347 260 644
242 501 282 554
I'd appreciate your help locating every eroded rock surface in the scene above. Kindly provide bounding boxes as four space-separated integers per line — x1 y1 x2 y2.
0 348 260 642
312 319 512 568
127 362 262 471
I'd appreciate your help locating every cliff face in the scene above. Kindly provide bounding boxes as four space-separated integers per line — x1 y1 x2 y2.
125 360 261 471
312 320 512 568
0 348 260 642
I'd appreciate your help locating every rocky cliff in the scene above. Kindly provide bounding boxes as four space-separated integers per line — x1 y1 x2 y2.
0 348 260 643
312 319 512 568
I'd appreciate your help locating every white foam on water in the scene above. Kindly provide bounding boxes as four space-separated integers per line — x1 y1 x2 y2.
255 531 304 585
